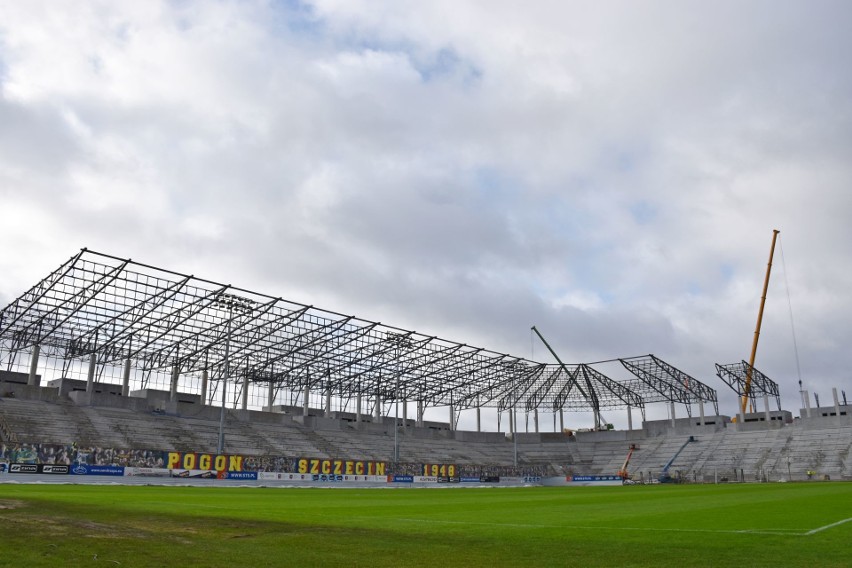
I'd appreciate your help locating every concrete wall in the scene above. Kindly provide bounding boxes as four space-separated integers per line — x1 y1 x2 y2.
0 370 32 385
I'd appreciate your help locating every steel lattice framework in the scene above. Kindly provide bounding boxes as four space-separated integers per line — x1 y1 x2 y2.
620 355 719 415
715 361 781 412
0 249 718 417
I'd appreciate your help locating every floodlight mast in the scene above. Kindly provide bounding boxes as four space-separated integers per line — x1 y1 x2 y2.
742 230 780 416
530 326 602 430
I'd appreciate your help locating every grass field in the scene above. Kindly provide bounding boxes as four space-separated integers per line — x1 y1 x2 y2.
1 482 850 567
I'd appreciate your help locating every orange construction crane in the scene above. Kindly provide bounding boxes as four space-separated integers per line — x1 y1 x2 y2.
742 229 780 416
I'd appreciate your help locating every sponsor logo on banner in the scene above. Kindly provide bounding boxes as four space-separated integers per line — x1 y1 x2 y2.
480 476 500 483
523 476 542 483
460 477 481 483
571 475 622 482
312 474 343 482
226 471 258 481
124 467 170 477
41 464 70 475
392 475 414 483
71 465 125 476
170 469 217 479
414 476 437 483
10 463 39 474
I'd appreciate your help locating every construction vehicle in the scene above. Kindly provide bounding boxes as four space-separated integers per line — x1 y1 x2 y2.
658 436 695 483
617 444 637 479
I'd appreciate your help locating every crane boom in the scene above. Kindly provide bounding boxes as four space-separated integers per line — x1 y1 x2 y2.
742 229 780 416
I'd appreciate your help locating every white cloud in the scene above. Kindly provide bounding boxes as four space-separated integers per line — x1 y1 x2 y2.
1 0 851 427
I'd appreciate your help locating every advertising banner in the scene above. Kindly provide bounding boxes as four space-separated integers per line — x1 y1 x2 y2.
460 476 481 483
258 472 311 481
0 462 7 474
170 469 218 479
226 471 258 481
71 464 125 476
569 475 623 486
312 474 343 482
391 475 414 483
9 463 69 474
124 467 170 477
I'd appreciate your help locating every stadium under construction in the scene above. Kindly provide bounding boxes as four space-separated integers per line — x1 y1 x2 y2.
0 249 849 485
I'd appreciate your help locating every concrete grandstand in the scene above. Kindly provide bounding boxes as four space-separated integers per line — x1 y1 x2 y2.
1 250 850 485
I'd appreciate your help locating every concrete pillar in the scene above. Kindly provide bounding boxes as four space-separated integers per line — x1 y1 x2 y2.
476 405 481 432
356 393 362 423
200 369 208 405
699 400 705 426
560 409 564 432
534 408 539 433
374 395 382 420
449 404 455 431
403 400 408 431
417 400 424 427
670 401 676 427
27 345 40 386
627 405 633 431
763 395 771 423
804 389 811 418
86 353 97 393
833 387 841 419
509 407 515 434
267 380 274 410
324 389 332 417
123 358 132 397
303 385 310 416
241 376 248 410
170 364 179 402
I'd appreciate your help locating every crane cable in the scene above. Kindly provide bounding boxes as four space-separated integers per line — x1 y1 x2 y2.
779 238 804 389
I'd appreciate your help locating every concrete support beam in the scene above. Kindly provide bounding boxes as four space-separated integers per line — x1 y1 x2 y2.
476 405 481 432
534 408 539 433
833 387 841 420
670 401 676 427
122 358 133 398
27 345 40 387
324 389 332 417
303 385 310 416
374 395 382 420
267 380 275 410
417 400 424 427
764 395 771 423
86 353 97 393
804 389 811 418
200 369 208 405
170 364 179 402
699 400 706 426
627 405 633 431
448 404 455 431
356 393 362 423
402 400 408 431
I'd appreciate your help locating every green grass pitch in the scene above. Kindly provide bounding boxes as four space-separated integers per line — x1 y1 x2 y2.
1 482 850 567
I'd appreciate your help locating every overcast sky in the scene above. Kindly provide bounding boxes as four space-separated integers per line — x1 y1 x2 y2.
1 1 851 427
